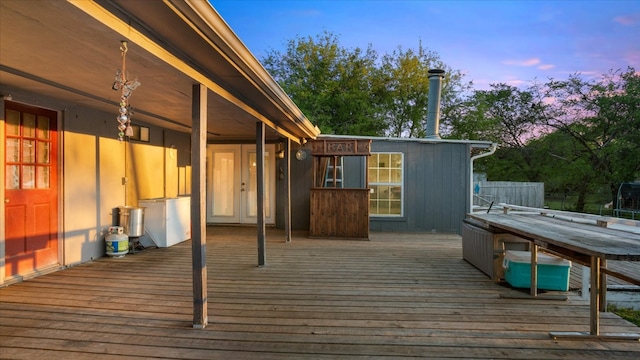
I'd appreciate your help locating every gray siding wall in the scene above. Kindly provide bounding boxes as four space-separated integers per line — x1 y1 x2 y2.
275 146 313 230
369 140 469 234
279 139 472 234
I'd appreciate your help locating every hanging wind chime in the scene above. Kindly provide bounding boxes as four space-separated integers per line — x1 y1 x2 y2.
112 40 141 141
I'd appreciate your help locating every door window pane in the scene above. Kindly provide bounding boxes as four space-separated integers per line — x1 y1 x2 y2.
5 165 20 189
5 106 55 191
212 152 235 216
37 116 50 139
6 109 20 135
23 139 35 163
23 113 36 137
264 152 271 217
248 152 257 217
6 138 19 162
37 166 50 189
22 165 35 189
37 141 50 164
247 151 271 218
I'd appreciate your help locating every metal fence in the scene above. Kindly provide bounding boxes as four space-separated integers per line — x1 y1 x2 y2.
473 181 544 208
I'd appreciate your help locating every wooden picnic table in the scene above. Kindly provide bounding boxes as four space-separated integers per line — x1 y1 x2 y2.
467 210 640 341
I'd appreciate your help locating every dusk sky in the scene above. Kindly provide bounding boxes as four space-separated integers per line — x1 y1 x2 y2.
211 0 640 90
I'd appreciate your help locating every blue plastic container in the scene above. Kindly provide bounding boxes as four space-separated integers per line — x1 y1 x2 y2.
503 250 571 291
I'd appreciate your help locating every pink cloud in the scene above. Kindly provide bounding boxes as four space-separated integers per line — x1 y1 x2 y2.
614 13 640 25
506 79 527 87
503 58 541 67
502 75 527 87
538 64 555 70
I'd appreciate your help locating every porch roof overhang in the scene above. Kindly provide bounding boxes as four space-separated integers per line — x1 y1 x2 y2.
0 0 320 143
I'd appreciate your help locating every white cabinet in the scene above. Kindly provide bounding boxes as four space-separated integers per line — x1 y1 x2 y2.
138 197 191 248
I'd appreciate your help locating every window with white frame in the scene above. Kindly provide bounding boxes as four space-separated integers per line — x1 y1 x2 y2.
368 152 403 216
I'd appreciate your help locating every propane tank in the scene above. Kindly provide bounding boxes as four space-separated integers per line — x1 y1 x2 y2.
105 226 129 258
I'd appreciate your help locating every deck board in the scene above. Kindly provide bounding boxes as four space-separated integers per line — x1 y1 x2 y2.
1 227 639 359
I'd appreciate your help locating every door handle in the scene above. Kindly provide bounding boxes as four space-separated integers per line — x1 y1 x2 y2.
4 198 8 203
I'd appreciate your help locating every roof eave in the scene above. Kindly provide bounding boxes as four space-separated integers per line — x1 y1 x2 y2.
182 0 320 140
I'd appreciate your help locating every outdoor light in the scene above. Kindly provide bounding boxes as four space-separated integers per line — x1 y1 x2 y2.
295 149 307 161
276 142 285 159
112 40 141 141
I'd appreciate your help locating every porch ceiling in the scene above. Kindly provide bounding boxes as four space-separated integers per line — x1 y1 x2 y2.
0 0 318 142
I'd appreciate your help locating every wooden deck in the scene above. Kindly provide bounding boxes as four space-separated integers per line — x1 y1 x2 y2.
1 227 639 359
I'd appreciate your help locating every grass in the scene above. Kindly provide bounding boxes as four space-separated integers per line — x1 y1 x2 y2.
545 197 614 216
609 304 640 327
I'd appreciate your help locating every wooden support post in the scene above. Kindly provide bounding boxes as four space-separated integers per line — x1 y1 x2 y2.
599 258 607 312
590 256 600 335
256 122 266 266
284 138 292 243
530 244 538 297
581 265 590 300
191 83 208 328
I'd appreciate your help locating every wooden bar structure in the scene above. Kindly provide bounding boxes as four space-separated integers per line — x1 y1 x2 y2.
309 138 371 239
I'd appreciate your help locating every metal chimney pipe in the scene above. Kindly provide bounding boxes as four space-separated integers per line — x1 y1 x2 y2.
426 69 445 139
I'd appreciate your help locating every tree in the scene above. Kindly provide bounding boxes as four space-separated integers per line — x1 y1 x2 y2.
526 129 599 210
444 83 544 146
447 68 639 213
443 83 547 182
375 42 471 137
262 31 470 138
261 31 385 135
539 67 640 210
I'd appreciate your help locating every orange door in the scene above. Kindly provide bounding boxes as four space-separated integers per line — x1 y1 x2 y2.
4 102 59 277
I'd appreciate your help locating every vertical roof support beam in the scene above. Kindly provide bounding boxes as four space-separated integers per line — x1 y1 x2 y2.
191 83 208 328
256 122 267 266
284 138 292 243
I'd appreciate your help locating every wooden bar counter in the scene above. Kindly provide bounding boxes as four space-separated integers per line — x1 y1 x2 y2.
309 188 370 239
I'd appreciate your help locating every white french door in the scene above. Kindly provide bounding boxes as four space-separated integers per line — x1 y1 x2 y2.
206 144 275 224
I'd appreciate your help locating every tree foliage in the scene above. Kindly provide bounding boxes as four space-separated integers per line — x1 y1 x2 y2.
464 68 640 211
262 31 384 135
376 42 471 137
537 68 640 209
444 83 544 146
262 31 470 137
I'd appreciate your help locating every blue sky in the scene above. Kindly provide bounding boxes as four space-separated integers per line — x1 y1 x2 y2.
211 0 639 90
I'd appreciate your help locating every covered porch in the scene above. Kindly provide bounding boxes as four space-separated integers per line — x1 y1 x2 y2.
1 229 638 359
